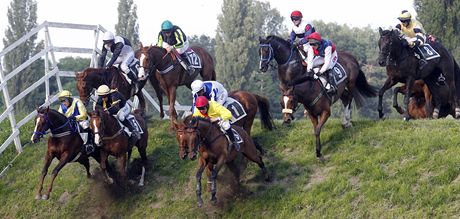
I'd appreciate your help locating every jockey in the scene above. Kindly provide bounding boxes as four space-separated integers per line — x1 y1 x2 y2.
94 85 140 143
156 20 194 73
395 10 428 69
57 90 94 154
98 31 140 88
306 32 338 94
191 79 228 112
192 96 240 150
287 10 316 61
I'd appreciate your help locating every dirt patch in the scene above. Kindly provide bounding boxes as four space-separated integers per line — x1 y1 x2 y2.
304 166 333 190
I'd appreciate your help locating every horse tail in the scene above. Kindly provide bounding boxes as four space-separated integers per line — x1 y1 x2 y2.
355 69 379 98
253 94 275 130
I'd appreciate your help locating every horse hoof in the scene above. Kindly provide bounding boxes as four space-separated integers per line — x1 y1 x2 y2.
317 156 326 163
42 195 49 200
138 182 144 187
128 180 135 185
211 198 218 206
403 116 410 121
197 200 204 208
35 194 42 200
107 177 114 185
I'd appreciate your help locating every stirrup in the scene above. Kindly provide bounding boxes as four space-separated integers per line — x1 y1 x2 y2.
85 144 94 154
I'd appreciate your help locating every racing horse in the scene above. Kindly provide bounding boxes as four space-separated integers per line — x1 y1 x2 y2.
377 27 460 120
75 66 164 114
137 44 216 126
280 51 378 161
89 106 148 186
174 117 269 207
31 106 101 200
392 80 432 119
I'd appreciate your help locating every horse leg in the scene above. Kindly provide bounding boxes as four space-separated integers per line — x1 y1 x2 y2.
195 158 207 208
340 95 353 128
118 153 128 185
210 158 226 205
79 156 92 178
206 163 213 192
148 74 165 118
378 77 398 119
100 150 113 184
43 153 71 200
136 92 146 111
35 153 53 200
242 142 270 182
403 78 415 121
168 87 178 128
137 144 148 187
392 86 405 114
226 160 241 186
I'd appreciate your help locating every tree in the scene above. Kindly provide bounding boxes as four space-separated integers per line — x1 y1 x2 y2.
415 0 460 59
2 0 43 111
215 0 284 91
115 0 140 50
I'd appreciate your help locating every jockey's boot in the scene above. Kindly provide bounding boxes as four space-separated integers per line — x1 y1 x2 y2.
84 129 95 154
122 119 141 144
327 70 337 95
127 70 139 93
180 53 195 74
225 129 240 152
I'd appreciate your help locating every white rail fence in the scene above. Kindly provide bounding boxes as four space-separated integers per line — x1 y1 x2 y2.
0 21 190 158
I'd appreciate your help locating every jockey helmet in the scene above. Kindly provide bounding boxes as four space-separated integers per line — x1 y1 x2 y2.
307 32 322 44
290 10 302 21
58 90 72 100
102 31 115 44
191 80 205 93
96 85 112 96
195 96 209 108
398 10 412 22
161 20 174 31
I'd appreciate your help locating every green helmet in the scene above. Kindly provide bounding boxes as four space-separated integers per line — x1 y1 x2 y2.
161 20 173 31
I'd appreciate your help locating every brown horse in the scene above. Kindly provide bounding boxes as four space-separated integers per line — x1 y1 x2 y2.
75 67 157 112
137 45 216 126
392 80 432 119
227 90 274 135
31 106 101 200
174 117 269 207
89 107 148 186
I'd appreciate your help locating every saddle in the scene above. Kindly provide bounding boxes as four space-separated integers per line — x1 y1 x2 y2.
117 114 144 137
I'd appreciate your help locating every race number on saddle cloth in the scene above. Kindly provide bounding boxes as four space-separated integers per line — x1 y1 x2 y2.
192 96 241 151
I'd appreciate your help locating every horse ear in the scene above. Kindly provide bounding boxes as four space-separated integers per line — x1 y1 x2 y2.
259 36 264 42
173 120 180 130
379 27 383 35
46 106 50 112
139 42 143 48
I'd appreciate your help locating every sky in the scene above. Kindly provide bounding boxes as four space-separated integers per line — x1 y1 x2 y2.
0 0 416 58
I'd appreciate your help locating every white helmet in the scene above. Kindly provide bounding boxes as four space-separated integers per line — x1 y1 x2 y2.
102 31 115 43
191 80 204 93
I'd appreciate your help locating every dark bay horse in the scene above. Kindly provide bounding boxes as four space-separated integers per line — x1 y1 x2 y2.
377 27 459 120
174 117 269 207
31 107 101 200
89 107 148 186
75 67 161 113
137 45 216 126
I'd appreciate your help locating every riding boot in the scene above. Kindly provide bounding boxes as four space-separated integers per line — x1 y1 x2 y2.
414 47 427 70
127 70 139 93
122 119 140 145
225 129 240 152
84 129 95 154
327 70 337 95
180 53 195 74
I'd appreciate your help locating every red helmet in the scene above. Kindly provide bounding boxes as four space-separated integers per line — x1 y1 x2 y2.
196 96 209 108
290 10 303 18
307 32 322 43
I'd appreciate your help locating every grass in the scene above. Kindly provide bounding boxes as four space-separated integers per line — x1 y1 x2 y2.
1 118 460 218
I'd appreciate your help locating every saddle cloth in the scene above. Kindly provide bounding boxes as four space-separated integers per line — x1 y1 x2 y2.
313 62 347 88
185 49 202 69
416 44 440 61
117 114 144 137
221 127 243 152
223 97 247 123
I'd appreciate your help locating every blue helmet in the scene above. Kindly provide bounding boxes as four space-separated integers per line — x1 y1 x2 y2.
161 20 173 31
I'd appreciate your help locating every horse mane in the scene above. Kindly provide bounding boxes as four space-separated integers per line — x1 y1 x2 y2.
188 116 211 128
266 35 291 47
37 106 67 122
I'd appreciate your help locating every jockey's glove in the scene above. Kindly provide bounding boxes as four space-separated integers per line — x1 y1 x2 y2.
210 117 221 123
409 41 416 48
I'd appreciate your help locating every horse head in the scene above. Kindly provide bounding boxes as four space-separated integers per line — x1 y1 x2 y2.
378 27 404 66
31 106 51 143
281 86 298 125
76 68 112 106
136 43 152 79
89 106 106 146
183 117 207 160
174 120 190 160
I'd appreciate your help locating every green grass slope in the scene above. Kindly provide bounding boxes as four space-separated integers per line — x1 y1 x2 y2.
1 118 460 218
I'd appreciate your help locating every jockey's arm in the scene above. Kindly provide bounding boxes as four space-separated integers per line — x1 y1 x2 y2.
156 32 164 47
98 46 108 68
106 42 123 67
58 105 64 114
320 46 333 74
306 47 314 72
173 29 185 49
212 102 232 121
288 31 296 43
75 100 88 121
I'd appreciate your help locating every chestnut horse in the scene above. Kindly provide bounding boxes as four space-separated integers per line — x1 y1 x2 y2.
136 45 216 126
31 106 101 200
174 117 269 207
89 107 148 186
75 67 158 112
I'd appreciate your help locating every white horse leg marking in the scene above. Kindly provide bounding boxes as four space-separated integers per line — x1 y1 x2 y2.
342 103 352 128
138 54 146 79
138 166 145 187
93 120 101 145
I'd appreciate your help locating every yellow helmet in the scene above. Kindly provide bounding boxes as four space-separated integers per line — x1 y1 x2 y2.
96 85 112 96
58 90 72 99
398 10 412 22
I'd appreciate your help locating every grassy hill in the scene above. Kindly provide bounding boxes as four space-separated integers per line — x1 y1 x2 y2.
1 118 460 218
